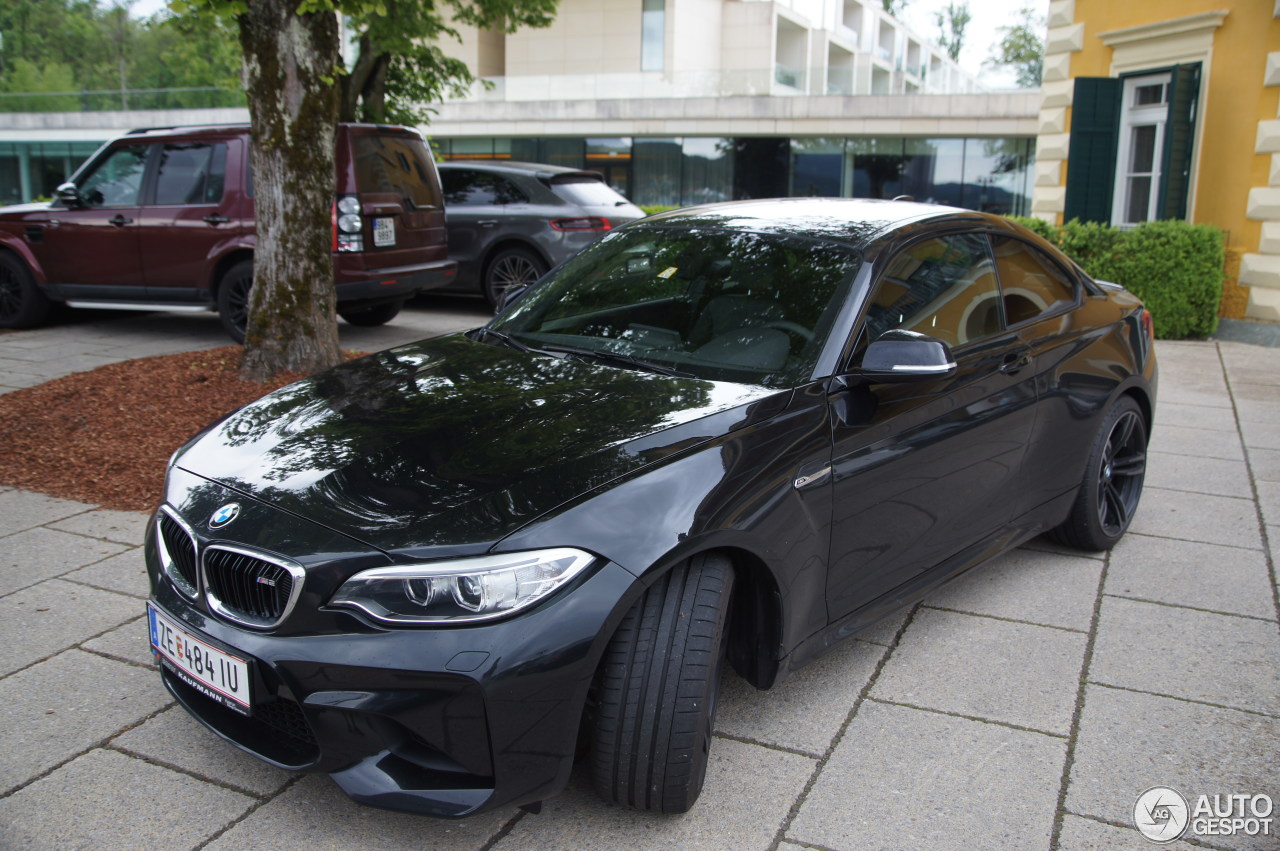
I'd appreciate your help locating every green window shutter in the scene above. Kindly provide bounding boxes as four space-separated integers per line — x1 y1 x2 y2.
1158 63 1201 220
1064 77 1122 224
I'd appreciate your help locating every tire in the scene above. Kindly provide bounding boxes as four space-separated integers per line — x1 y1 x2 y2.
0 252 52 330
216 259 253 343
591 553 735 814
339 300 403 327
483 247 546 309
1050 396 1148 551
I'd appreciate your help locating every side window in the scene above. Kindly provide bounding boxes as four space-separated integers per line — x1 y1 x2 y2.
153 143 226 206
862 232 1002 349
442 170 494 206
491 176 528 204
442 171 526 206
990 236 1077 326
77 145 149 208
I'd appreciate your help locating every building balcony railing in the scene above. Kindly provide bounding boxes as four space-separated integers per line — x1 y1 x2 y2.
453 67 984 102
774 64 805 90
0 69 993 118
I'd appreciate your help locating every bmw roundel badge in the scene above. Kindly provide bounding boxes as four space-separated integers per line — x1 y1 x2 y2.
209 503 241 529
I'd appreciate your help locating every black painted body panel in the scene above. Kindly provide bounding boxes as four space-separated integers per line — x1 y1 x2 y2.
148 199 1156 817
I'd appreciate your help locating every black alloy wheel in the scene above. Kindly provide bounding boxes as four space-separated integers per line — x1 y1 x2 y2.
483 248 546 309
217 259 254 343
0 253 51 329
1052 396 1147 551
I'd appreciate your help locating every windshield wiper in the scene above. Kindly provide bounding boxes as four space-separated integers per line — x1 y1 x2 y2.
475 327 536 354
538 344 691 377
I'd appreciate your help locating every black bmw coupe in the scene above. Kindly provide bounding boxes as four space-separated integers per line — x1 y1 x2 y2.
146 199 1156 818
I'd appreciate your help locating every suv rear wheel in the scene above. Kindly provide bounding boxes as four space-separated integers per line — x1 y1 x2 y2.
216 259 253 343
0 253 52 330
484 247 546 309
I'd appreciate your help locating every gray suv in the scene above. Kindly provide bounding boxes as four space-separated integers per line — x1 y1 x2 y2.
438 161 645 306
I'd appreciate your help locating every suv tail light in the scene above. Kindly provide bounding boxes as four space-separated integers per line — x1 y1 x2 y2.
550 217 611 232
335 195 364 252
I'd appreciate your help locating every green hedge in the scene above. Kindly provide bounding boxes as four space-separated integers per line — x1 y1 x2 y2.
639 204 681 216
1007 216 1224 339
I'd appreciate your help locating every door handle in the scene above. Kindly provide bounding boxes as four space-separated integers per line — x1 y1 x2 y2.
108 214 133 227
1000 351 1032 375
477 219 499 228
203 214 231 225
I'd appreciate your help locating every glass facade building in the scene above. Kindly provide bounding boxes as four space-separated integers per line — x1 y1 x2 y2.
0 134 1034 218
0 141 103 206
436 135 1035 216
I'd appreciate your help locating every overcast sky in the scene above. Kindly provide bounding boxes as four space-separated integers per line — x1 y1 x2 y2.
128 0 1047 90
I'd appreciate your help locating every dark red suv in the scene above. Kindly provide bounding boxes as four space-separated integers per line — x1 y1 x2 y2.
0 123 455 339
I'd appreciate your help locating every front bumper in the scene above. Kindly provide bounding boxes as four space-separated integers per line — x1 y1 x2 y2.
147 521 640 818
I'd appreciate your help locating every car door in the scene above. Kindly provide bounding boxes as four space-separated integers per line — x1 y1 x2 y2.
988 234 1096 518
138 139 242 299
27 143 149 294
441 169 513 283
824 230 1039 621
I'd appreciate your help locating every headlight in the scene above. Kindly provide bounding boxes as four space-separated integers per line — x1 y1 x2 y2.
329 548 595 624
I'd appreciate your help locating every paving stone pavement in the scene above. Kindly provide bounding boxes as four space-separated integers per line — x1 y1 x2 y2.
0 312 1277 850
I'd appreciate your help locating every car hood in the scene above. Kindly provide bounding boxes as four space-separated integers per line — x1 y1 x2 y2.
175 334 778 556
0 201 54 218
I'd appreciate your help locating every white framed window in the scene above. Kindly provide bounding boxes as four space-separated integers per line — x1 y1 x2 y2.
1111 73 1171 227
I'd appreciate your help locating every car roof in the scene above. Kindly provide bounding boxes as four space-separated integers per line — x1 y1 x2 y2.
635 197 979 247
438 160 605 181
117 123 421 141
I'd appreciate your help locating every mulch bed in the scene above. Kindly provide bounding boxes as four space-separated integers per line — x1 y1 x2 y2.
0 347 312 512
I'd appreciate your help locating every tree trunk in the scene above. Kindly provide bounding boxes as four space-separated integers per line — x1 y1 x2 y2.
237 0 342 382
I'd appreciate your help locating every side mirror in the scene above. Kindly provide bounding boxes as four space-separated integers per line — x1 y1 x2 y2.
497 284 529 312
55 182 84 208
856 329 956 383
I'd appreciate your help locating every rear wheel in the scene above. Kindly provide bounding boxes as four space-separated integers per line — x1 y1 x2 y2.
483 247 546 309
591 553 734 813
339 301 403 327
216 259 253 343
1051 396 1148 551
0 253 52 330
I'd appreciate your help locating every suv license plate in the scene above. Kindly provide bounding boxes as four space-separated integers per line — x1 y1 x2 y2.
373 217 396 247
148 602 252 715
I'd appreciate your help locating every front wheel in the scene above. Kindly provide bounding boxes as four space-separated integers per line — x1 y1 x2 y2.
339 300 403 327
216 259 253 343
483 247 546 310
0 253 52 330
1051 396 1148 551
591 553 734 813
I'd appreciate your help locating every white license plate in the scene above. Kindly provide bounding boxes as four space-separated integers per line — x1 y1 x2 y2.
373 217 396 247
148 602 252 714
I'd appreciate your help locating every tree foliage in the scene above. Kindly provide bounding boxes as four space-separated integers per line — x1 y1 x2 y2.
986 4 1044 88
0 0 242 110
933 1 970 63
880 0 908 16
340 0 558 125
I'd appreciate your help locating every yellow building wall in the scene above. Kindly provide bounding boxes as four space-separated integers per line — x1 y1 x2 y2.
1052 1 1280 319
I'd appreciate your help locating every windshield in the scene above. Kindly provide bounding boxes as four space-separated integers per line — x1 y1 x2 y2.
490 225 862 387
